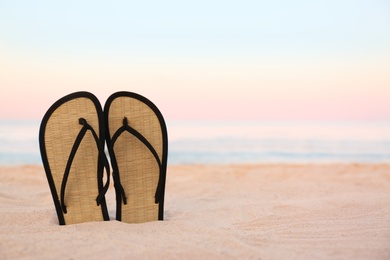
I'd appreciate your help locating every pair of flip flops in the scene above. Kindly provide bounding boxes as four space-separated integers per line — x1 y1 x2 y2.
39 91 168 225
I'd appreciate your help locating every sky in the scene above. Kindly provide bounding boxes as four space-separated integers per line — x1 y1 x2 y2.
0 0 389 121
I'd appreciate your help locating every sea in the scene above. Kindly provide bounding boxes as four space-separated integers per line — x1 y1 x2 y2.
1 119 390 165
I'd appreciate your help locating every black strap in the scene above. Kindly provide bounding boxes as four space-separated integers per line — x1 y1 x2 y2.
60 118 110 214
109 117 164 205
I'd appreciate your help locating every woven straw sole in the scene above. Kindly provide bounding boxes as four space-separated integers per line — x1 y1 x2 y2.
40 92 108 225
105 92 167 223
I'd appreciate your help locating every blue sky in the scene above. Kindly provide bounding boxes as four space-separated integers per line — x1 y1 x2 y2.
1 0 389 120
2 1 389 56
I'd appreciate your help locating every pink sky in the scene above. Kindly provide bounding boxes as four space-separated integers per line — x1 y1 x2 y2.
1 52 389 121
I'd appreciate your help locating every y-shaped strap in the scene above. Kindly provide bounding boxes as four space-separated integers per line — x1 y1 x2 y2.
60 118 110 214
109 117 164 205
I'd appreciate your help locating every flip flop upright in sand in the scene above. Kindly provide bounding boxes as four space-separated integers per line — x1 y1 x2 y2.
104 92 168 223
39 92 110 225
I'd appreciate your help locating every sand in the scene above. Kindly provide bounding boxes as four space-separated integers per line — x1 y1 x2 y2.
0 164 389 259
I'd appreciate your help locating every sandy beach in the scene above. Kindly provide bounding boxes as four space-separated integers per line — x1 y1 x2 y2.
1 164 389 259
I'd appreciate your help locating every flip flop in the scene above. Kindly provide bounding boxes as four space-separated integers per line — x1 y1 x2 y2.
39 92 110 225
104 91 168 223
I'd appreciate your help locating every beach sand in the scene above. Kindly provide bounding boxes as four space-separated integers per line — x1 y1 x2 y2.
1 164 389 259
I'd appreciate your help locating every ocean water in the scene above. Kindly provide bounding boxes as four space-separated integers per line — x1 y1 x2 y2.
0 120 41 165
1 120 390 165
